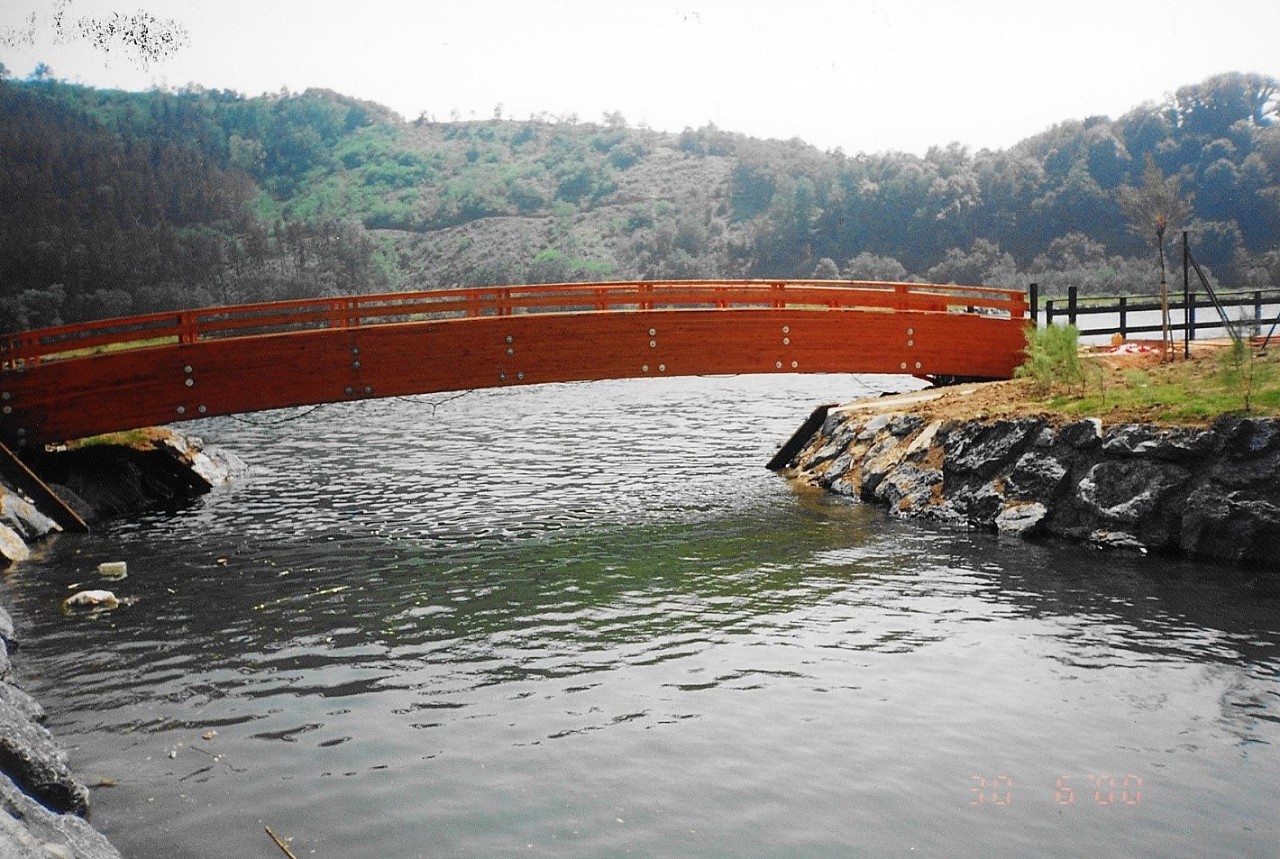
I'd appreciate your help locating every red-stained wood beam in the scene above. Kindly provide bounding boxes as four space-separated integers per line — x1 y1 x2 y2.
1 305 1026 448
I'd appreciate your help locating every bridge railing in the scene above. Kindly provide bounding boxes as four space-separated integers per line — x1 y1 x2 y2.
1 279 1026 369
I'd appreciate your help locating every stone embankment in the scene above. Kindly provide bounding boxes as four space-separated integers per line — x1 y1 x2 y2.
0 430 240 857
783 401 1280 567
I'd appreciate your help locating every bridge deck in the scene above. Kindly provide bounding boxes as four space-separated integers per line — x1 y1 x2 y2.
1 280 1028 448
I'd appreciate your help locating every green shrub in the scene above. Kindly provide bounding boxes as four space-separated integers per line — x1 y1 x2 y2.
1015 323 1083 392
1216 336 1277 413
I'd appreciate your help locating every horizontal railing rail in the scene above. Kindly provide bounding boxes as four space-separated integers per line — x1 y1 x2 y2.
1 279 1025 370
1031 285 1280 340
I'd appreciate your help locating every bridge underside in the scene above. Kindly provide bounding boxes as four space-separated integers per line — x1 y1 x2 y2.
1 307 1024 448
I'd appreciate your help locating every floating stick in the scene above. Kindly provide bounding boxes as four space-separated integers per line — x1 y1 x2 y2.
265 826 299 859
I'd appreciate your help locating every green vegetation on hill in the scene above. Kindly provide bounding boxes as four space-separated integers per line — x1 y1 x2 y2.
2 69 1280 329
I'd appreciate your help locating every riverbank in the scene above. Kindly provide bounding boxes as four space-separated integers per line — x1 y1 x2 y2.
778 355 1280 571
0 430 240 857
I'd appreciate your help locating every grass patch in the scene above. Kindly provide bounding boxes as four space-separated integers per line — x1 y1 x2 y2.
66 428 156 449
1017 337 1280 424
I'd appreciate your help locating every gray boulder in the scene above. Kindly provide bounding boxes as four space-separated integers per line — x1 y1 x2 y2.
1180 491 1280 564
1076 459 1189 526
0 695 89 816
995 502 1048 536
1102 424 1216 460
944 418 1046 482
0 772 120 859
1005 451 1070 501
0 489 59 543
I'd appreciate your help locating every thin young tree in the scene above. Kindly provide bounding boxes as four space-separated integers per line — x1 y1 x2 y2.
1116 156 1193 357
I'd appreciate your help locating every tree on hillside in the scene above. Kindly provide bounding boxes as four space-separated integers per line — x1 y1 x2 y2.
926 239 1019 287
842 252 908 283
1170 72 1279 138
811 257 840 279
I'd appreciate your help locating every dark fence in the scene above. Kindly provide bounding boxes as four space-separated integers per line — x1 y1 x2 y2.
1026 233 1280 348
1027 283 1280 341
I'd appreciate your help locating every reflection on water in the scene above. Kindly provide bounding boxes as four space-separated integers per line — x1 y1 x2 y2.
5 376 1279 858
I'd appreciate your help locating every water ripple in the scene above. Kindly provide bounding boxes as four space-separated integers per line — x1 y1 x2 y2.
6 376 1280 858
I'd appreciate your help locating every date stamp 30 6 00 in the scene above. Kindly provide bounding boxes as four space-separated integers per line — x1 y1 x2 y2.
969 774 1144 808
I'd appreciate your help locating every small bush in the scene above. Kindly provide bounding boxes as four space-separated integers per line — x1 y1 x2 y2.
1015 324 1083 392
1216 337 1276 414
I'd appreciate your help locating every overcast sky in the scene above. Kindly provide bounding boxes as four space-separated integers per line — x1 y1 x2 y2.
3 0 1279 155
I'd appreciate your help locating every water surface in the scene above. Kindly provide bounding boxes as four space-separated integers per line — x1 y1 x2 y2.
6 375 1279 857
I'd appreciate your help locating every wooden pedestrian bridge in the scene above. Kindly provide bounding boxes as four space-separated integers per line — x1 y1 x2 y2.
1 279 1028 450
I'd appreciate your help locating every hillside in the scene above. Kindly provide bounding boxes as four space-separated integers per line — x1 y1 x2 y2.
2 70 1279 328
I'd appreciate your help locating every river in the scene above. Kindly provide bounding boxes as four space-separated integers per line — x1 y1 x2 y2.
5 374 1279 858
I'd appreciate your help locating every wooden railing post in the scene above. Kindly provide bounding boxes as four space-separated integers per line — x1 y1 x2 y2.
1118 296 1128 338
1187 292 1197 342
178 311 197 344
893 283 910 311
1045 299 1055 326
1028 283 1039 324
1067 286 1078 327
1007 289 1027 320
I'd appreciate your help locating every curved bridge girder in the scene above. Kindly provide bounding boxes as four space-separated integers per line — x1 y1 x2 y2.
1 280 1028 448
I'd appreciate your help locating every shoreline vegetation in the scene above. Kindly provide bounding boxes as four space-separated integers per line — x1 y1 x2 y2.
928 332 1280 428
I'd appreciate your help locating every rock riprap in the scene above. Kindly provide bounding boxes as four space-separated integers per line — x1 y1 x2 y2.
784 408 1280 566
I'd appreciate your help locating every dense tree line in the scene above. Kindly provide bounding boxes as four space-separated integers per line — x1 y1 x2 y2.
2 69 1279 330
0 76 391 327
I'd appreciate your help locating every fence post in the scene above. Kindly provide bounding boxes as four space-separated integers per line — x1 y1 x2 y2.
1029 283 1039 324
1045 299 1055 326
1187 292 1197 343
1067 286 1078 327
1183 231 1191 359
1118 296 1127 338
1255 290 1263 336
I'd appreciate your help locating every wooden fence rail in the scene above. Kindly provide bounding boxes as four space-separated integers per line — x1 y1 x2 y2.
1026 283 1280 341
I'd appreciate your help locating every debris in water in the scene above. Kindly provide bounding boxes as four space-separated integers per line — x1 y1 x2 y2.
62 589 121 612
265 826 300 859
97 561 128 579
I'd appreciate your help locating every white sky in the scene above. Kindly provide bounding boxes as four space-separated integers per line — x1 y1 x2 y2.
2 0 1279 155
